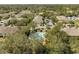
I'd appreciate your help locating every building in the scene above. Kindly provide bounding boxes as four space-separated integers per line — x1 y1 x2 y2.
33 15 43 26
29 31 46 40
61 27 79 36
56 15 79 21
46 19 54 29
0 26 19 37
56 16 67 21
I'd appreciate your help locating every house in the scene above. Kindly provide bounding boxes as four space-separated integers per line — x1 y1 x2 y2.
56 16 68 21
61 27 79 36
33 16 55 31
33 15 43 26
56 15 79 21
0 26 19 37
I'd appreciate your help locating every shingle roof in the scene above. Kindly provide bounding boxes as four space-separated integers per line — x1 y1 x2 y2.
33 15 43 24
56 16 79 21
61 27 79 36
0 26 19 35
56 16 67 21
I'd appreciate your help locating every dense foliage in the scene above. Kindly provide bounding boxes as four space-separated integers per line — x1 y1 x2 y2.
0 5 79 54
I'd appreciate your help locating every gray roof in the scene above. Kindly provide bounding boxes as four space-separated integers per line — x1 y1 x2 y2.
56 16 79 21
0 26 19 35
61 27 79 36
56 16 67 21
33 15 43 24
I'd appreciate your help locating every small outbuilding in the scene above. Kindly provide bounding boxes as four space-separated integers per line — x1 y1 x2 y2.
29 31 46 40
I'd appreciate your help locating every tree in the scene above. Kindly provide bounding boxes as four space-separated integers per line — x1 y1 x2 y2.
69 37 79 53
46 22 73 54
0 32 49 54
